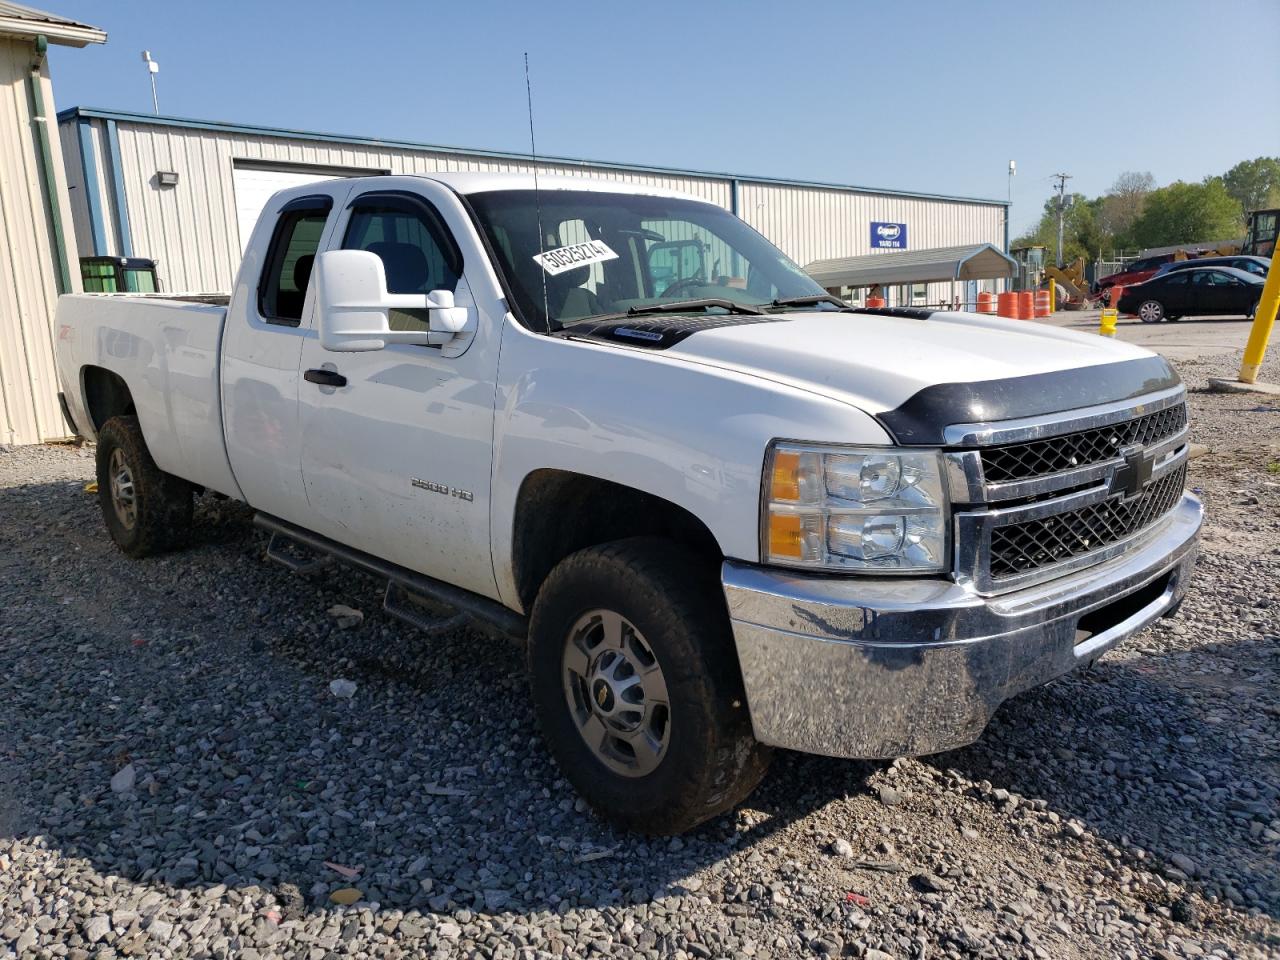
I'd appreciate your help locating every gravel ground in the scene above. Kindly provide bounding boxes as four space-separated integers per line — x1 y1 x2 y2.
2 351 1278 960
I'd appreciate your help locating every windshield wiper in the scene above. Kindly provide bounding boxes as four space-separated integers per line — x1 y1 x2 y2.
768 294 854 311
555 298 766 331
625 298 765 316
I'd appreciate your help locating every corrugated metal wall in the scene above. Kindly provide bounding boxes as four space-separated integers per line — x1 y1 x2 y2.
0 39 81 446
64 113 1003 298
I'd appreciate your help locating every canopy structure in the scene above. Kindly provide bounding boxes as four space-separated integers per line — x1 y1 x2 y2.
805 243 1016 289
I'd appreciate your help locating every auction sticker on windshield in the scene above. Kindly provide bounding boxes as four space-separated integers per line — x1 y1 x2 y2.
533 240 619 276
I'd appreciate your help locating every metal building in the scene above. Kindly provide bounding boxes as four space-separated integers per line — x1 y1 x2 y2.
58 107 1009 307
0 3 102 446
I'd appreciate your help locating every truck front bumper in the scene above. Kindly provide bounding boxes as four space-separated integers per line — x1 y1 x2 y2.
723 493 1202 759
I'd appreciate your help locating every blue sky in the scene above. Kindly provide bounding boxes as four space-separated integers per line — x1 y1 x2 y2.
47 0 1280 235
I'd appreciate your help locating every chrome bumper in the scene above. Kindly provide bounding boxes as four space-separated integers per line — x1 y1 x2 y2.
723 493 1202 759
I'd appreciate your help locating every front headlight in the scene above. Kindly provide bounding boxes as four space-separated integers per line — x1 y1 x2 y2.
762 442 948 573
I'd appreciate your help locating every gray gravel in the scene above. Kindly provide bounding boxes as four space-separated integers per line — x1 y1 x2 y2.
2 351 1278 959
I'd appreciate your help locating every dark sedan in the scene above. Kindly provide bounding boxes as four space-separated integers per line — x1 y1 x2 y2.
1117 266 1264 323
1153 255 1271 280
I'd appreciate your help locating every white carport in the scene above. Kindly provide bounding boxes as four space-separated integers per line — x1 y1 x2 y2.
805 243 1017 308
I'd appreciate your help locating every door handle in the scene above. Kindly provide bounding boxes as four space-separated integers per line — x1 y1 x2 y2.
304 368 347 388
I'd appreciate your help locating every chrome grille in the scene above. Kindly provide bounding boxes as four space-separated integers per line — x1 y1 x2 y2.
988 464 1187 579
947 387 1191 594
981 403 1187 483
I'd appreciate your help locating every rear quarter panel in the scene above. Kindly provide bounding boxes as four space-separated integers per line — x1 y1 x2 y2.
55 295 243 498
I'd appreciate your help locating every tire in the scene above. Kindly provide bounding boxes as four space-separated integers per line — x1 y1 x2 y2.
95 415 193 557
1138 300 1165 324
528 537 771 834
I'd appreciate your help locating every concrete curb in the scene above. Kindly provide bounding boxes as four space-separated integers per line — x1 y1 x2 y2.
1206 378 1280 397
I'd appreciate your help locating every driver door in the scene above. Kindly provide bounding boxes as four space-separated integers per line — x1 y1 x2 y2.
295 182 501 598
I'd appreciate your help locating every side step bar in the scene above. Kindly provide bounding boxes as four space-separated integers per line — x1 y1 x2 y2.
254 513 527 640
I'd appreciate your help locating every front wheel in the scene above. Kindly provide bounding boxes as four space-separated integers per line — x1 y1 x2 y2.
528 538 771 834
95 415 193 557
1138 300 1165 323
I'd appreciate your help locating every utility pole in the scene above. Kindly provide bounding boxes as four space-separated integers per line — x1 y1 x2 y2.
1051 172 1072 267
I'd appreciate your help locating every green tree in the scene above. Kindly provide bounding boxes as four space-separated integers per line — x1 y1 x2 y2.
1012 193 1104 264
1127 179 1244 249
1221 157 1280 212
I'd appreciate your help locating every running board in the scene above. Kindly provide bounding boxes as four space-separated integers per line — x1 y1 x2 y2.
254 514 527 640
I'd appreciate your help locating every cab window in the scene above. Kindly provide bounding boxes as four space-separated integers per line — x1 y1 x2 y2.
258 196 333 325
342 193 462 333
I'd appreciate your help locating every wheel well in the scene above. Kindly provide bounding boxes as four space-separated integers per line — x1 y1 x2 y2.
512 469 723 611
81 366 136 432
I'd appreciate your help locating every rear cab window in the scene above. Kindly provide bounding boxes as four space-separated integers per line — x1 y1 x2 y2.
258 195 334 325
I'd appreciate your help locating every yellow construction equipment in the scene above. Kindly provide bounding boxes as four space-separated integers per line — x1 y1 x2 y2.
1044 257 1090 308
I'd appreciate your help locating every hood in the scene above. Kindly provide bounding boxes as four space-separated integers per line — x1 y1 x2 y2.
660 309 1177 443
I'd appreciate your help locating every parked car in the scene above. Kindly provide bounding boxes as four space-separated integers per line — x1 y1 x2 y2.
54 174 1202 834
1153 255 1271 280
1095 254 1176 300
1118 266 1264 323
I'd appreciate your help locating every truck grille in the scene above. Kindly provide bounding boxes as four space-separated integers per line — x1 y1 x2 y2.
949 390 1191 594
981 403 1187 483
988 464 1187 579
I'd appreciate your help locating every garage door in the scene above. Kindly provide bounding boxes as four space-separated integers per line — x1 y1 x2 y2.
233 166 341 252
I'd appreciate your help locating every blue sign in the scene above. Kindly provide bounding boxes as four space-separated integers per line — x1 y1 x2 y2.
871 221 907 250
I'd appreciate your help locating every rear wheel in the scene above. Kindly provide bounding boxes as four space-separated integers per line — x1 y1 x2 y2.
528 537 771 834
1138 300 1165 323
95 415 193 557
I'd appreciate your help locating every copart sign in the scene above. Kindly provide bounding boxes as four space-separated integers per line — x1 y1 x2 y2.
870 222 907 250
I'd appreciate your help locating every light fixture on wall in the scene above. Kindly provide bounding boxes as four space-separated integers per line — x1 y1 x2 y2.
156 171 180 187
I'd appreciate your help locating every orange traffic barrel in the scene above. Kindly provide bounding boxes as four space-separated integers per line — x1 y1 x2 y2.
996 292 1018 318
1110 285 1126 314
1034 290 1051 317
866 296 886 308
976 291 996 314
1017 291 1034 320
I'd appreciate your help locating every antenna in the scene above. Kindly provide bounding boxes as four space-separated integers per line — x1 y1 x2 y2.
524 53 550 325
141 50 159 114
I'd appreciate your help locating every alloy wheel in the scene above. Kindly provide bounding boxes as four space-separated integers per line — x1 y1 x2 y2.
108 447 138 530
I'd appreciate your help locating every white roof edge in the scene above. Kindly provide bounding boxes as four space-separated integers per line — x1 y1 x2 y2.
407 171 710 201
0 6 105 45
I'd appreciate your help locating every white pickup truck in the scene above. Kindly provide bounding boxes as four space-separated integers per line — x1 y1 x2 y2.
55 173 1202 834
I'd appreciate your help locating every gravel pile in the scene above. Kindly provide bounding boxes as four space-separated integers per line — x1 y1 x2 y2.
1 351 1278 959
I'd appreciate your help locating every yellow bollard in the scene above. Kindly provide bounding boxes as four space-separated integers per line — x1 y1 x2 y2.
1048 281 1056 314
1099 308 1118 337
1239 254 1280 383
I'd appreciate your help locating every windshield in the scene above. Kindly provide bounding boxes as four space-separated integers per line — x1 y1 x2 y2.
467 189 829 330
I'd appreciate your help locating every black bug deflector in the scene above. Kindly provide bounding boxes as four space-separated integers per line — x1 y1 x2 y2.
876 355 1182 445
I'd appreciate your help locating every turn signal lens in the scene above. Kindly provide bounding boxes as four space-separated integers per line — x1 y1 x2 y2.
768 513 803 559
770 451 801 501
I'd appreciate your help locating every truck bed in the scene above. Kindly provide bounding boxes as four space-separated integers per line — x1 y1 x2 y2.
55 293 242 500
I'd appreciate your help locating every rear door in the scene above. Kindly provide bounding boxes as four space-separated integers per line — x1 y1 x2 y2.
295 178 503 598
222 181 354 526
1191 270 1237 315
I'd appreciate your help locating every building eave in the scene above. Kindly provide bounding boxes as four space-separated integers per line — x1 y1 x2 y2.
57 105 1010 209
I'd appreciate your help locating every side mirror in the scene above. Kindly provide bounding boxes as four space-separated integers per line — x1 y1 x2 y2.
314 249 469 352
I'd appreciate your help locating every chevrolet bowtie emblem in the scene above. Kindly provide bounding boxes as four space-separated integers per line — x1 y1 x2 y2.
1111 445 1156 500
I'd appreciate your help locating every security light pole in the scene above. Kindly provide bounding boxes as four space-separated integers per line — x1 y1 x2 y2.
141 50 159 114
